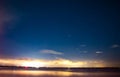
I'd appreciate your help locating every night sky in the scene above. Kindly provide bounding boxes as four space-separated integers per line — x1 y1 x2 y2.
0 0 120 67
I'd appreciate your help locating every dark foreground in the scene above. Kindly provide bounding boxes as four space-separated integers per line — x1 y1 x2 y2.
0 66 120 77
0 66 120 72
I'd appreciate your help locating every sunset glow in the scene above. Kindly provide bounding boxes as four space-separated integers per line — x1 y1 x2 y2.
21 61 45 68
0 0 119 72
0 58 106 67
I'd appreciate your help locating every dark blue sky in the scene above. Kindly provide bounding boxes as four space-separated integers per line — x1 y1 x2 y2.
0 0 120 66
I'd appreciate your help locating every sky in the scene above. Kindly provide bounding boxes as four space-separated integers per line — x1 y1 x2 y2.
0 0 120 67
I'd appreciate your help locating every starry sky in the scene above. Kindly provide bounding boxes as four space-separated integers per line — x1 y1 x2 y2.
0 0 120 67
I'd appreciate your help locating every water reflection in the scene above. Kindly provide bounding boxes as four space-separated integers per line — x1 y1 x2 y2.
0 70 82 76
0 70 119 77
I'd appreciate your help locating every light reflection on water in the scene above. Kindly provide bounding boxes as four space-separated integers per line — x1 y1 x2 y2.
0 70 119 77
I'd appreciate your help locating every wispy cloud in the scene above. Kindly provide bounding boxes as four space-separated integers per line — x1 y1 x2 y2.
96 51 103 54
40 49 63 55
111 44 120 48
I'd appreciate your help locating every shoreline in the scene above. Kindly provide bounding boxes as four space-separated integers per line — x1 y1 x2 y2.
0 66 120 72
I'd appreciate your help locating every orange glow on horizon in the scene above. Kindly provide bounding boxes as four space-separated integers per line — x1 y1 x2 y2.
21 61 45 68
0 58 106 68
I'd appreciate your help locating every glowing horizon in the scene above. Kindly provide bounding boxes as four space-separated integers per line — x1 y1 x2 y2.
0 57 107 68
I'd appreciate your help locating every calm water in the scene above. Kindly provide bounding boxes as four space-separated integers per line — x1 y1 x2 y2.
0 70 119 77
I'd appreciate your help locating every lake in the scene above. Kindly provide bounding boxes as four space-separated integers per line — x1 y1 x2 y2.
0 70 120 77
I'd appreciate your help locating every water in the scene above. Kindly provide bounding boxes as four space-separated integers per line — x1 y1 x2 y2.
0 70 119 77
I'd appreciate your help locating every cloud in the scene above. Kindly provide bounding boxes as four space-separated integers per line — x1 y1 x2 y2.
40 49 63 55
96 51 103 54
111 44 120 48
